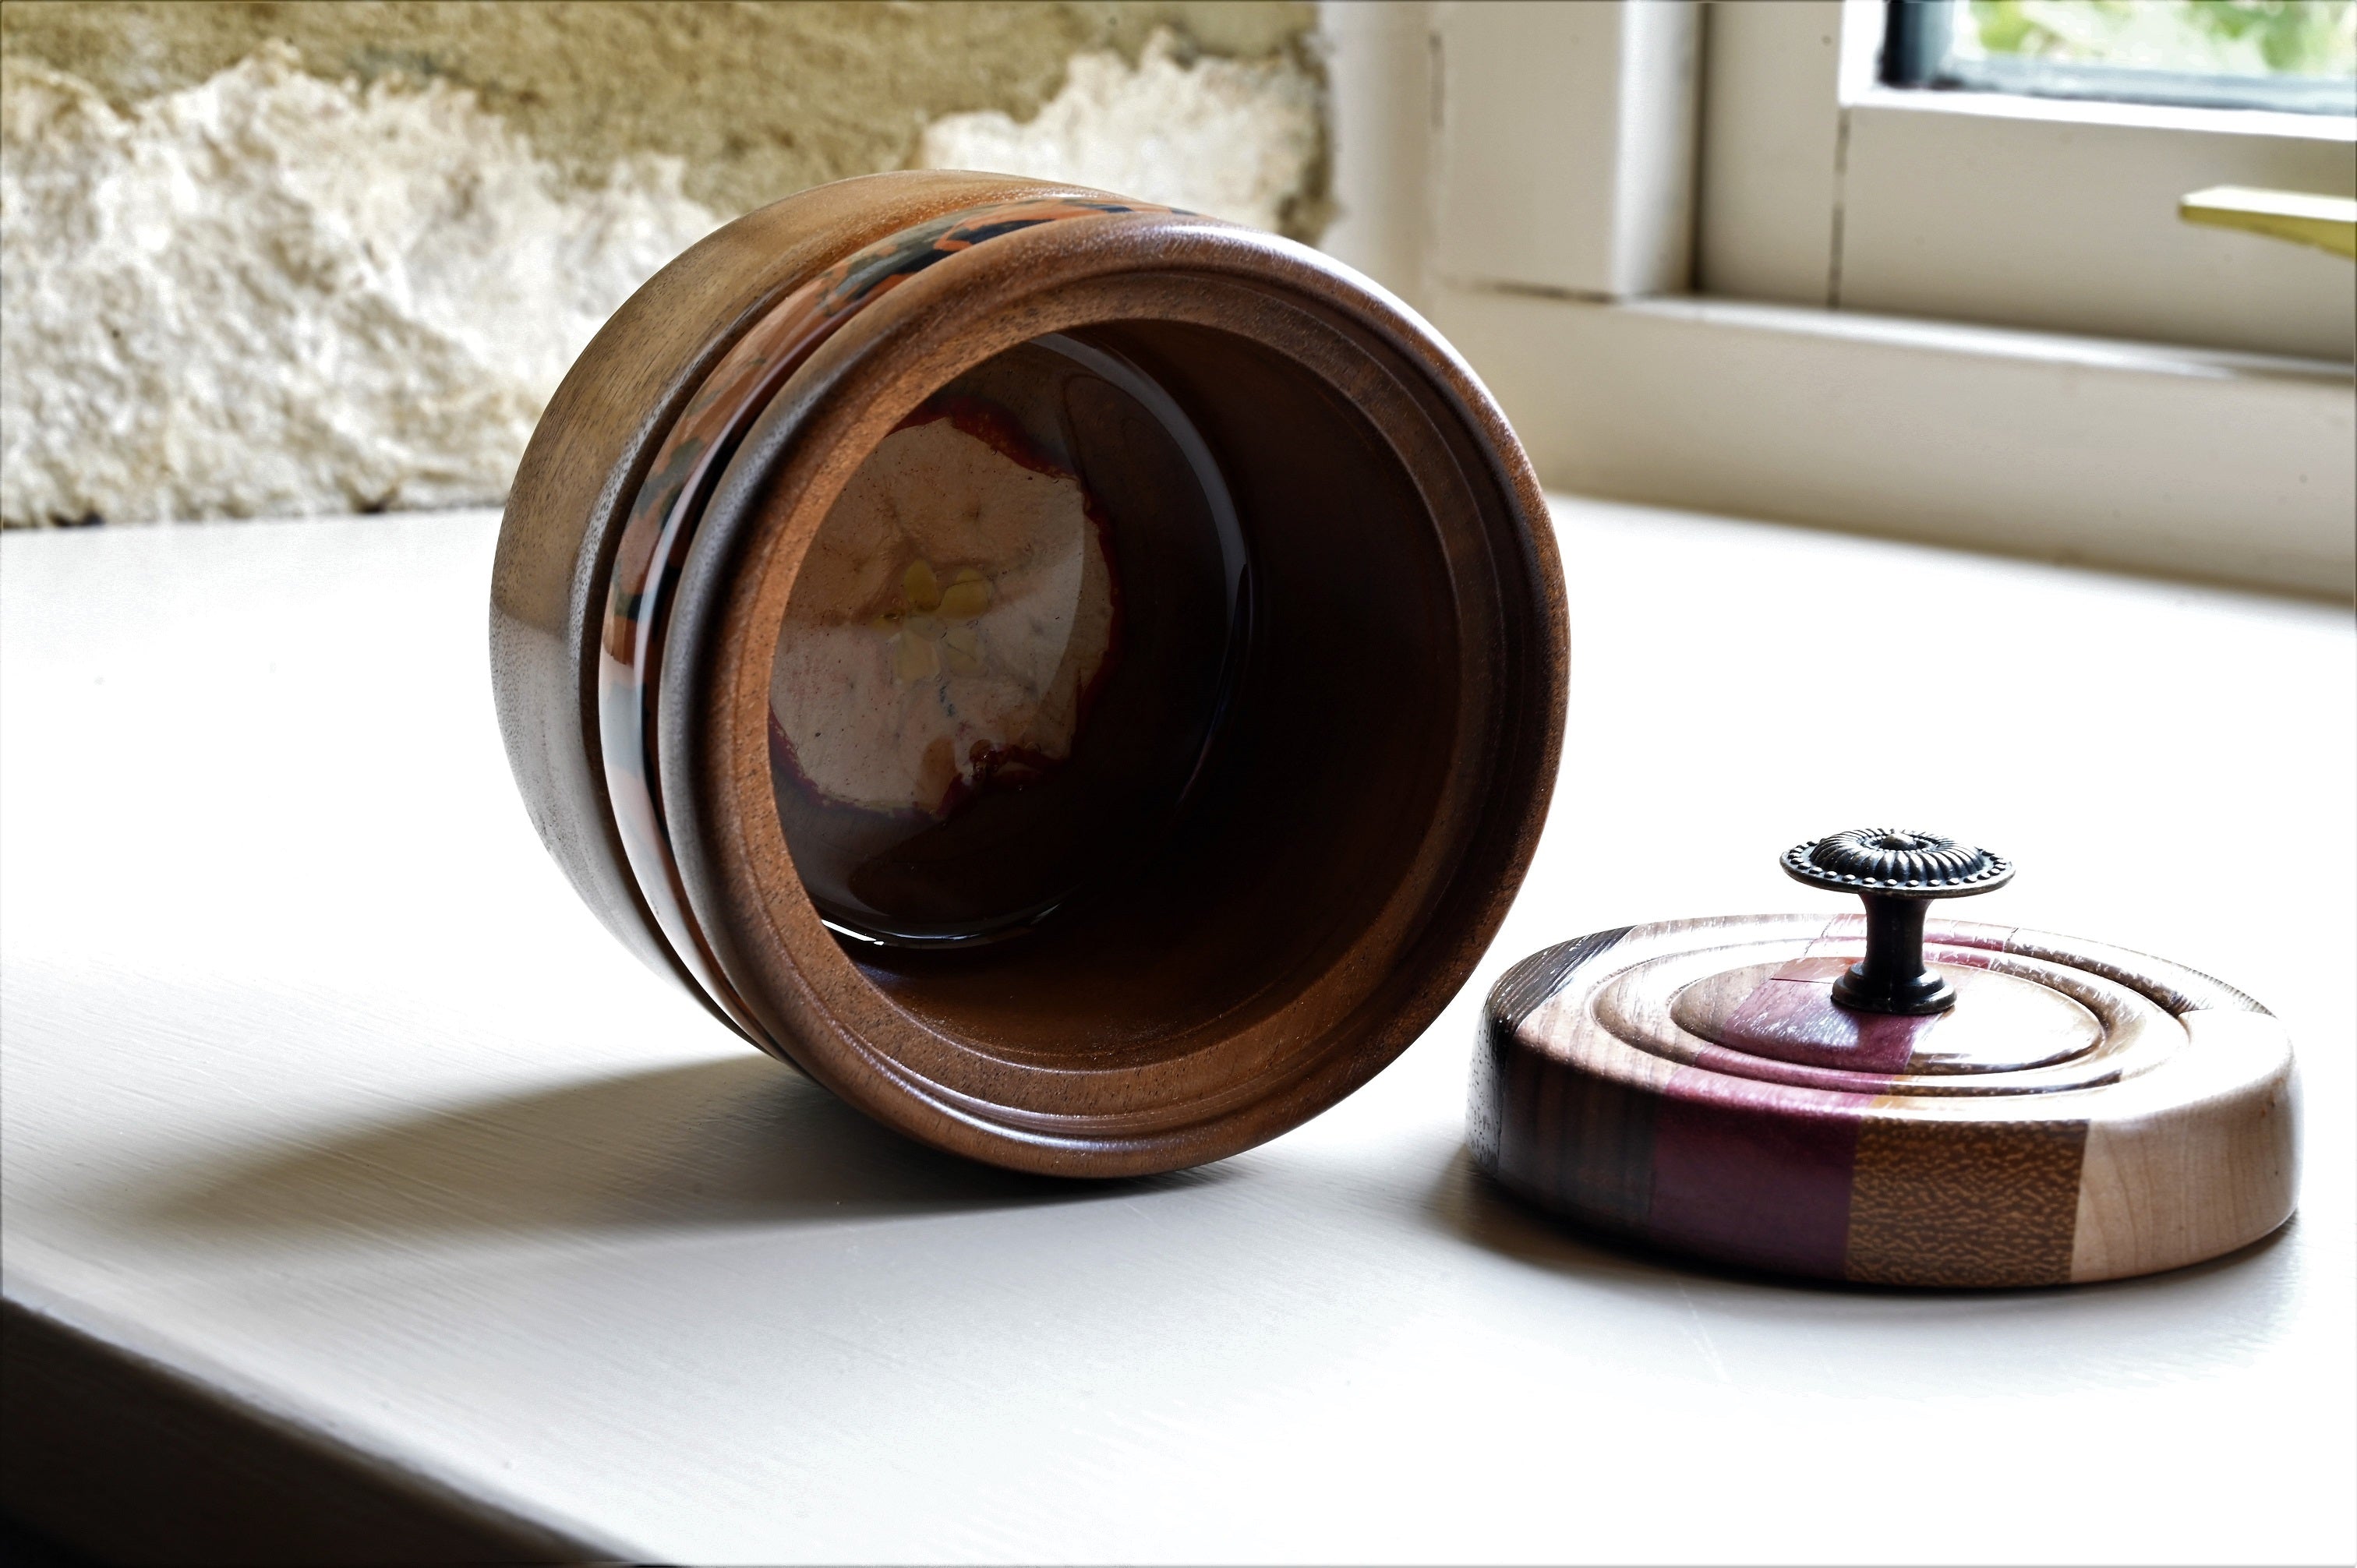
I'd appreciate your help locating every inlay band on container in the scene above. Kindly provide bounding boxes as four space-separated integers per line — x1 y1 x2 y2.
493 171 1568 1175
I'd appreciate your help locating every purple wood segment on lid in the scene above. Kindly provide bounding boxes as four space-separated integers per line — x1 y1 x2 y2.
1718 962 1932 1073
1648 1069 1875 1278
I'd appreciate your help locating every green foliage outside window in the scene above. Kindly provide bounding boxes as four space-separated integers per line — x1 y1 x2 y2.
1967 0 2357 78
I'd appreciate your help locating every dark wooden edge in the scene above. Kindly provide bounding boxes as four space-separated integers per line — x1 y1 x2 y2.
1486 927 1634 1036
0 1296 620 1566
1468 927 1631 1178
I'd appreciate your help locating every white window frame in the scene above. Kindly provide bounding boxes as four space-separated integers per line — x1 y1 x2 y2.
1317 0 2356 598
1702 0 2357 362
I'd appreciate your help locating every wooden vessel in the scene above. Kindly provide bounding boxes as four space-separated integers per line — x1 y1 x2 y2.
492 171 1567 1176
1474 832 2299 1286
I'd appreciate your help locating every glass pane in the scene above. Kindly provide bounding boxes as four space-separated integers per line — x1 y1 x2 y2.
1886 0 2357 115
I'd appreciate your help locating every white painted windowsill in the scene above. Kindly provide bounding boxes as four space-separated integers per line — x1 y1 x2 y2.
1426 288 2357 602
2 500 2352 1563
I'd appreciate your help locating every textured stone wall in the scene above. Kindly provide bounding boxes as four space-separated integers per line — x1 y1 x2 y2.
0 1 1323 527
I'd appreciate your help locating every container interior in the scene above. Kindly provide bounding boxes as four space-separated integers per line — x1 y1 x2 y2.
773 320 1470 1064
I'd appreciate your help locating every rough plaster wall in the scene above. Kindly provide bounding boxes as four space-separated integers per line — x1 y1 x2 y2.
0 1 1324 527
0 2 1322 226
2 48 719 526
921 32 1321 236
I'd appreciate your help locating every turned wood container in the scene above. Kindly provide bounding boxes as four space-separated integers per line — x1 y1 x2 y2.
1475 834 2301 1287
492 172 1567 1176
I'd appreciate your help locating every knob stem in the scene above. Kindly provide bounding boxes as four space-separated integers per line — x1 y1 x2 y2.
1835 892 1954 1015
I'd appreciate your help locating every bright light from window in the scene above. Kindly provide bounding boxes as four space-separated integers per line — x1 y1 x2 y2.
1885 0 2357 115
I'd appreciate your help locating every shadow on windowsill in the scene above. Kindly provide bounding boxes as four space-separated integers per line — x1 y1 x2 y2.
117 1054 1223 1245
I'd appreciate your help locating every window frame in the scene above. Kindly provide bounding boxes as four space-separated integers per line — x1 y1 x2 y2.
1882 0 2357 118
1698 0 2357 361
1318 0 2356 598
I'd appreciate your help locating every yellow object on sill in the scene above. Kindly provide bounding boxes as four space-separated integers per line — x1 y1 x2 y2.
2179 186 2357 261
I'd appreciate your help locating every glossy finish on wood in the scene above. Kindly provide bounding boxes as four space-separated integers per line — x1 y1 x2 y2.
493 171 1567 1175
1475 913 2300 1286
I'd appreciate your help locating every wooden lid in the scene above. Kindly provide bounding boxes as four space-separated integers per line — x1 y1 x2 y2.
1473 914 2299 1286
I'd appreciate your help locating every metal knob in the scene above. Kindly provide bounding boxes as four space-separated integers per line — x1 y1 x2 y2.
1780 829 2013 1015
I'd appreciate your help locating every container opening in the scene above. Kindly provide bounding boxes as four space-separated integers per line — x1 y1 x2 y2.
771 317 1468 1066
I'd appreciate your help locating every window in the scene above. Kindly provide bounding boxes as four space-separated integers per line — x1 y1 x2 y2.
1698 0 2357 359
1340 1 2355 595
1885 0 2357 117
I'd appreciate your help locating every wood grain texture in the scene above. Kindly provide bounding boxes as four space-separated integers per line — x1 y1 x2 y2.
2072 1008 2301 1282
1473 915 2299 1286
1847 1116 2087 1287
495 172 1567 1176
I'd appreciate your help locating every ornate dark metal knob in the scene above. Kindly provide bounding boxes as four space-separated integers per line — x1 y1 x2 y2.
1780 829 2013 1015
